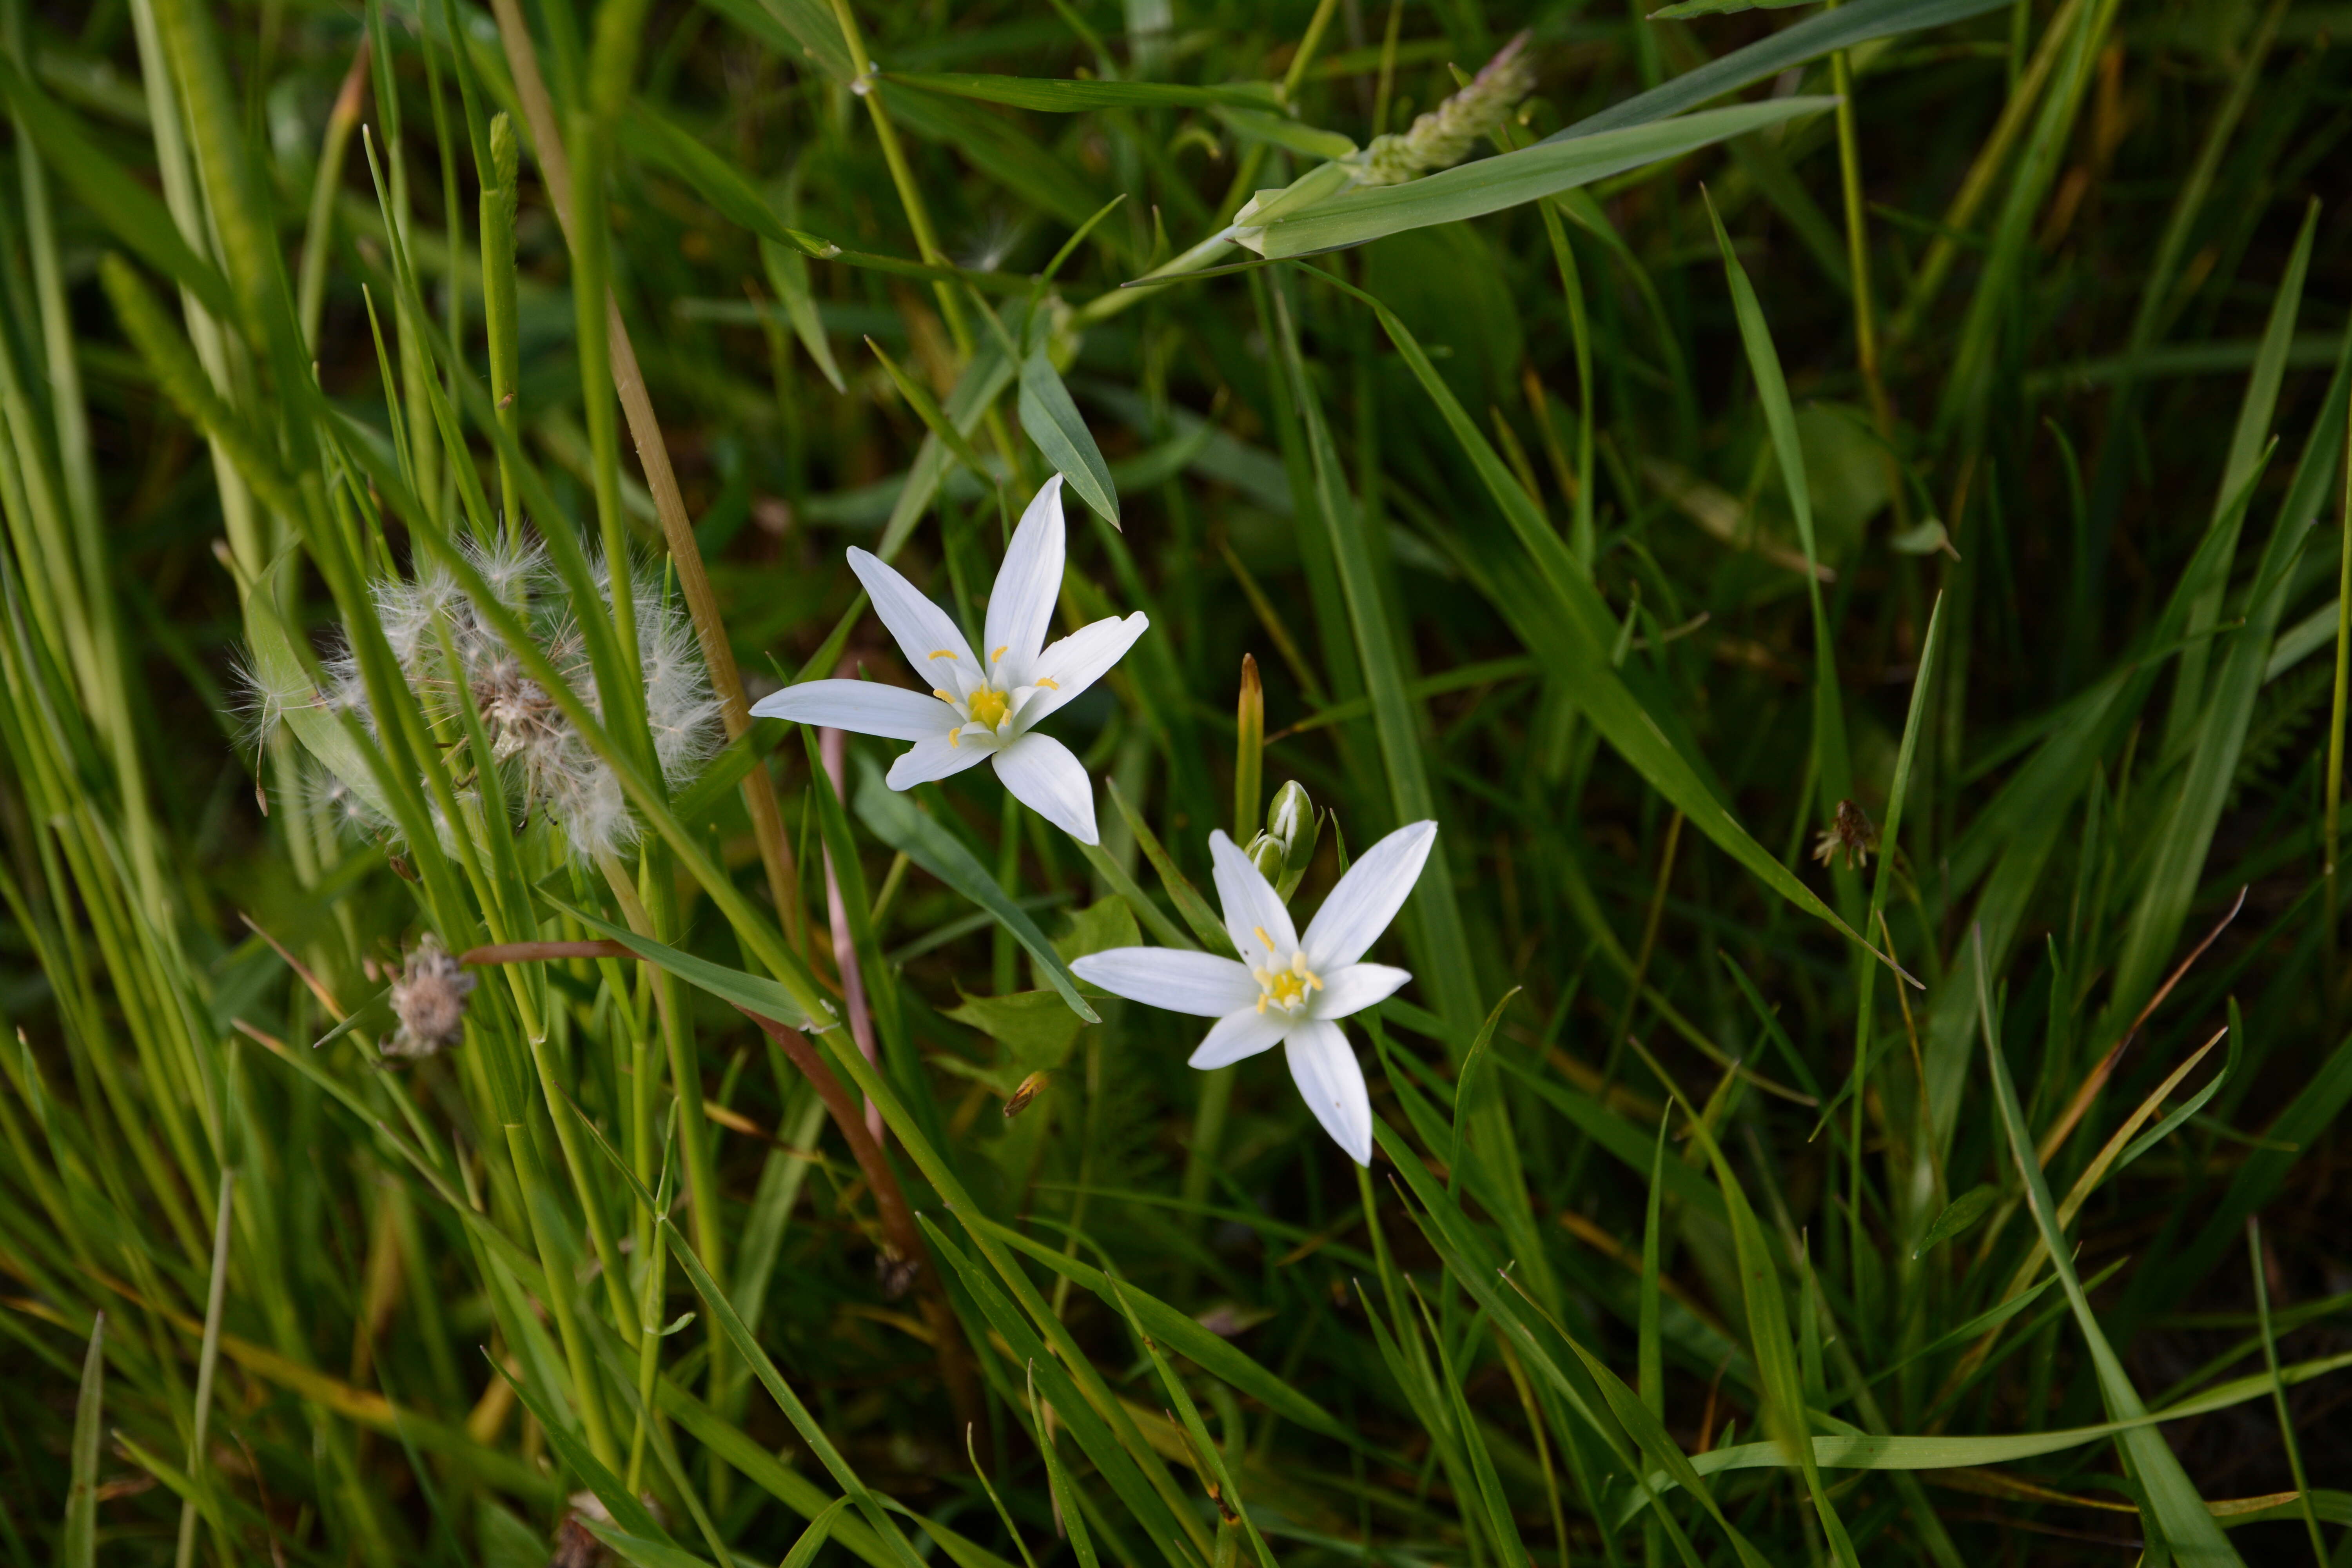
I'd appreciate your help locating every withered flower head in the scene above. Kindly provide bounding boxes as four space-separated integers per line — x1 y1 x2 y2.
1811 799 1881 871
387 934 477 1058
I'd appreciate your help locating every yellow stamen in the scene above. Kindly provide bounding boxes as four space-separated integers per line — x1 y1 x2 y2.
1035 677 1060 689
928 650 960 660
1253 926 1276 952
947 729 960 749
933 688 952 701
991 645 1008 663
1255 995 1268 1015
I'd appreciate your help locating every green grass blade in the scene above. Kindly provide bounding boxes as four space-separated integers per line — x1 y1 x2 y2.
852 765 1098 1022
1973 933 2243 1565
1245 99 1832 257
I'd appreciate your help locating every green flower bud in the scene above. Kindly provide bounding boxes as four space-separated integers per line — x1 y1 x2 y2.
1245 830 1286 882
1263 781 1319 900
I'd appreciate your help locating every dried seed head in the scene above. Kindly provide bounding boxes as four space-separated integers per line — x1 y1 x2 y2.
386 934 476 1058
1811 799 1880 871
1355 32 1537 188
238 535 722 864
877 1248 922 1300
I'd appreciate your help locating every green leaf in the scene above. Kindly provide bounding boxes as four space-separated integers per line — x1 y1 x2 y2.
1104 776 1236 956
539 894 822 1031
1240 99 1832 257
1973 935 2245 1566
633 103 834 256
1054 897 1140 962
60 1313 102 1568
1914 1183 2000 1258
885 72 1281 110
244 552 398 824
0 56 239 324
968 1212 1361 1449
852 762 1098 1022
880 337 1017 559
944 989 1085 1070
782 1498 857 1568
1318 269 1897 972
762 236 846 392
1649 0 1824 21
579 1522 717 1568
1553 0 2014 140
1213 104 1358 160
1019 343 1119 526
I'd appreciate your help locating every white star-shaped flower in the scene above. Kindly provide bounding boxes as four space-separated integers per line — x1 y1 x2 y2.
751 477 1147 844
1071 820 1437 1164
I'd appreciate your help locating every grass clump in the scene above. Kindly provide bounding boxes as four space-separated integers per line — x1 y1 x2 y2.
0 0 2347 1564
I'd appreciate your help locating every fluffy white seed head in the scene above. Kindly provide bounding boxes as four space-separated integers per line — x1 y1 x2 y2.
240 535 722 864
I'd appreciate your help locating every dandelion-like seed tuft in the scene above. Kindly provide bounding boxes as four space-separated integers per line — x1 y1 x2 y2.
245 536 722 863
386 934 476 1058
1354 32 1537 187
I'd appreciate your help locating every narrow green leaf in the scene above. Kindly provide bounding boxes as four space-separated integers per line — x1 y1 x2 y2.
1552 0 2014 141
762 236 846 392
1973 934 2244 1566
1915 1184 2000 1258
1242 99 1832 256
1319 268 1898 973
539 895 820 1031
60 1313 102 1568
885 72 1280 110
0 57 238 323
853 762 1099 1022
1019 343 1119 526
580 1522 716 1568
1104 776 1236 956
782 1498 857 1568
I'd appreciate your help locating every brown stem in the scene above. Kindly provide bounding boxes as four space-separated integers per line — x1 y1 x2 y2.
820 726 885 1145
737 1005 989 1461
485 0 802 951
460 940 628 965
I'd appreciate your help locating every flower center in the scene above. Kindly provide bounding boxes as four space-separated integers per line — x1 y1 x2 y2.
967 686 1012 731
1251 944 1323 1016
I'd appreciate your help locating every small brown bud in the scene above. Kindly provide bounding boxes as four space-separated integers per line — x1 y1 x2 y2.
1003 1070 1048 1119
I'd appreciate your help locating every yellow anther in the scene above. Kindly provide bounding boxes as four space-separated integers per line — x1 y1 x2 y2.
947 729 961 749
928 650 960 660
1253 926 1277 952
933 688 952 701
1035 677 1060 689
991 645 1009 663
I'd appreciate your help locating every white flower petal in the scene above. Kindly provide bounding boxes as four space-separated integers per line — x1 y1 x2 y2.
1312 962 1410 1021
846 547 975 682
1301 820 1438 969
750 679 953 742
991 731 1099 843
1190 1006 1289 1069
885 733 994 789
1209 829 1297 963
1070 948 1258 1016
985 476 1065 686
1285 1020 1372 1166
1017 612 1149 728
